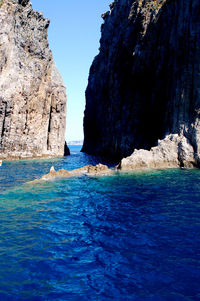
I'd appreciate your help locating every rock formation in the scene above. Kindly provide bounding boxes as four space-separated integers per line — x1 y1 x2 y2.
27 163 112 184
0 0 68 160
118 134 196 170
82 0 200 168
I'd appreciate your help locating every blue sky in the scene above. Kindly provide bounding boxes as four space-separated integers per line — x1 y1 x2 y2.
31 0 110 142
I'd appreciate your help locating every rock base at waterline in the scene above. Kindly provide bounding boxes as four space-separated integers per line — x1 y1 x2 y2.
118 134 197 170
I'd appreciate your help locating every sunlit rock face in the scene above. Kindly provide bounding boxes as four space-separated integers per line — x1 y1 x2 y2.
119 134 196 170
0 0 68 159
82 0 200 167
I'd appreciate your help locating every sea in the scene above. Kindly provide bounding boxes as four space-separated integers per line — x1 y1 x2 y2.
0 145 200 300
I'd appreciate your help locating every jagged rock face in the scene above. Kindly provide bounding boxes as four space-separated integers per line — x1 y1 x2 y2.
82 0 200 166
119 134 196 170
0 0 68 159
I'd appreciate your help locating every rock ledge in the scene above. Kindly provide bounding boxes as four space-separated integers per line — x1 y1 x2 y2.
28 163 112 184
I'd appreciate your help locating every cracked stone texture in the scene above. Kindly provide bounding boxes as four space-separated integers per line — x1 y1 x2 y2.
0 0 68 159
82 0 200 168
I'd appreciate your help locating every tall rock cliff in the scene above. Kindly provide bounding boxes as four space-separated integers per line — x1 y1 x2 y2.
0 0 68 160
82 0 200 168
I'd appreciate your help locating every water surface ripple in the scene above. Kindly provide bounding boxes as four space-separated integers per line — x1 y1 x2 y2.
0 146 200 300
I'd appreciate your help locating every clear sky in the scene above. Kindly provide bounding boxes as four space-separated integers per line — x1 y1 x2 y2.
31 0 110 142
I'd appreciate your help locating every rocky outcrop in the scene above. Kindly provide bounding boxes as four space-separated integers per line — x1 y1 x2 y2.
118 134 196 170
82 0 200 168
0 0 68 160
28 163 112 183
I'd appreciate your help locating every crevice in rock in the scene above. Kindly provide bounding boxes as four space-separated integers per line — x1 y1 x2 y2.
0 100 7 150
47 105 53 151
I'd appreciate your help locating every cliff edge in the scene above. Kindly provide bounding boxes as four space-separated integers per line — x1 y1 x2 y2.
82 0 200 169
0 0 68 160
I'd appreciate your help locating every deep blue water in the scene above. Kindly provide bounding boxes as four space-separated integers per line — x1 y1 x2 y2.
0 146 200 300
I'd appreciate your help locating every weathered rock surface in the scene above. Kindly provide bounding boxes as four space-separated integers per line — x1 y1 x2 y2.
28 163 112 183
119 134 196 170
0 0 68 160
82 0 200 168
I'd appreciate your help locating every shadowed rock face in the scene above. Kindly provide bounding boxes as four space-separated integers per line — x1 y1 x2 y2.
0 0 68 159
82 0 200 167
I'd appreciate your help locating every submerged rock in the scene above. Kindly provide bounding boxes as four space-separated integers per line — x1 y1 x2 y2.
0 0 68 160
82 0 200 169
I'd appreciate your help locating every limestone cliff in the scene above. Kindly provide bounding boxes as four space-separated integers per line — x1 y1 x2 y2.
0 0 68 159
82 0 200 168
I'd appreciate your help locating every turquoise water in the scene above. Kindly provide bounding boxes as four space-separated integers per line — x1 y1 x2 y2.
0 146 200 300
